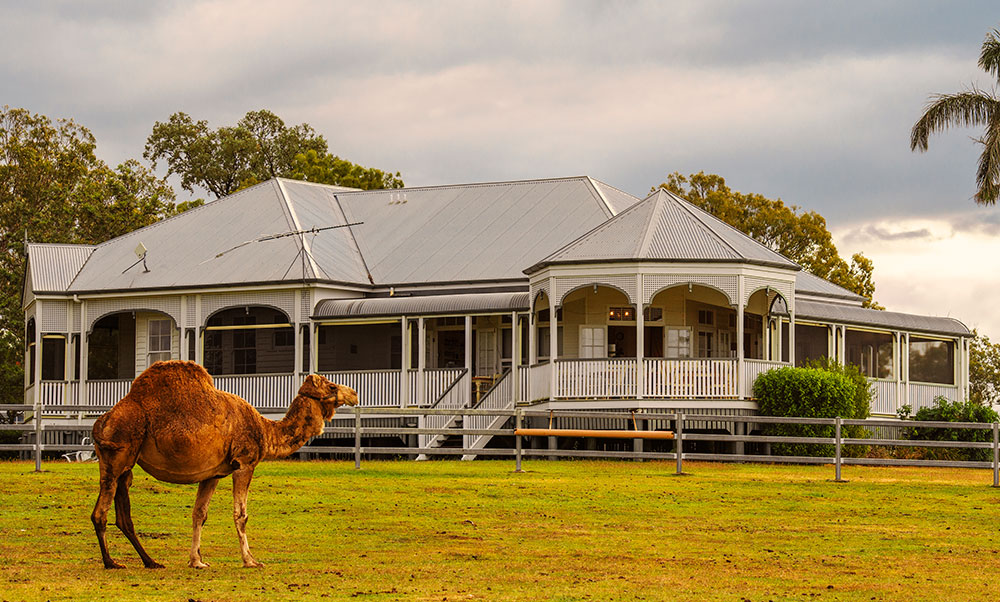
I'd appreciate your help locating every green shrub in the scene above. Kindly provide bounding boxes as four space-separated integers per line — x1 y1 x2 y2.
900 396 999 462
754 365 870 457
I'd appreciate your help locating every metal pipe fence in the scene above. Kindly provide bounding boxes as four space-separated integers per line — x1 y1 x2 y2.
7 404 1000 486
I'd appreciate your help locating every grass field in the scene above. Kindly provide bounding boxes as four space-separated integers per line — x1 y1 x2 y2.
2 459 999 601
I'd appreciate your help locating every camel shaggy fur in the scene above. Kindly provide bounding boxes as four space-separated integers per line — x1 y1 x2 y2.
90 361 358 569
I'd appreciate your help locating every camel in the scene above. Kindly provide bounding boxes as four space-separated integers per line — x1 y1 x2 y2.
90 360 358 569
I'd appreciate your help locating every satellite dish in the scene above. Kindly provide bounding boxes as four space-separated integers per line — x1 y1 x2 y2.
123 242 150 274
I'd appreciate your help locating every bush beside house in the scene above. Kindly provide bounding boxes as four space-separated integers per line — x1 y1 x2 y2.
754 364 870 457
898 396 999 462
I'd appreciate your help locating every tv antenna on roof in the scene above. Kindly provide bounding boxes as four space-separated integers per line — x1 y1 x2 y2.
122 242 150 274
204 223 363 261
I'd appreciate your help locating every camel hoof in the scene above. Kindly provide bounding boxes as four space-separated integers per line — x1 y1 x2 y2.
243 560 265 569
104 561 127 570
144 561 165 569
188 560 210 569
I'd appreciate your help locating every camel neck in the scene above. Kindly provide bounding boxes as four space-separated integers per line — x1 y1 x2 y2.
262 395 325 459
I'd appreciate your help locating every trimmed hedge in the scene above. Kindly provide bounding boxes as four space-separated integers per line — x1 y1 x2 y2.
900 396 999 462
754 365 870 457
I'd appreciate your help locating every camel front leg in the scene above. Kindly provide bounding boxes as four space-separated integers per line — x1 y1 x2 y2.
231 467 263 568
189 477 220 569
114 470 163 568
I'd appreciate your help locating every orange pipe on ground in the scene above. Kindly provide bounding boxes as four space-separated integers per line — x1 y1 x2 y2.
514 428 674 440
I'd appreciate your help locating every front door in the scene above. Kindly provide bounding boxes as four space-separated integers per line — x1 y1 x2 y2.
580 326 606 358
477 329 497 376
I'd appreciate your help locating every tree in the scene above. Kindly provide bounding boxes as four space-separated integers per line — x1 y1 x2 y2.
969 329 1000 406
0 106 179 405
144 109 403 198
654 171 881 307
910 28 1000 205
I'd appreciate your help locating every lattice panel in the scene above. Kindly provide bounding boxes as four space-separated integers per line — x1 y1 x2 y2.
38 300 69 333
642 274 737 305
87 296 182 331
200 290 297 323
529 281 550 309
300 289 312 321
185 296 197 328
554 276 637 306
744 276 793 309
72 303 81 333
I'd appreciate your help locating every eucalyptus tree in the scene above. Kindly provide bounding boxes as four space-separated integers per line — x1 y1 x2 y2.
911 28 1000 205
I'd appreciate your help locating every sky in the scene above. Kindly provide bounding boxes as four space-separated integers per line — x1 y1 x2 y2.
3 1 1000 336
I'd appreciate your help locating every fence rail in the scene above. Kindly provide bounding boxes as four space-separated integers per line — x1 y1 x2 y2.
11 404 1000 486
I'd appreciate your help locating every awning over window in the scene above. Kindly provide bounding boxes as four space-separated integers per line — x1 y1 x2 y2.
313 291 530 320
795 299 970 337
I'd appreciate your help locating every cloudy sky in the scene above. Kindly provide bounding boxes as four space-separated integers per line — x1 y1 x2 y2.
3 1 1000 335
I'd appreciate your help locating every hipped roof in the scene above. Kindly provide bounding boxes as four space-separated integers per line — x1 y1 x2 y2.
527 189 800 272
27 176 637 294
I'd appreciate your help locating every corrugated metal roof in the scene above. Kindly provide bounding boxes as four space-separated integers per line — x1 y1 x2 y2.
27 243 95 292
795 271 864 302
530 189 800 271
314 291 530 319
589 178 642 214
67 181 316 291
796 299 970 337
334 177 616 285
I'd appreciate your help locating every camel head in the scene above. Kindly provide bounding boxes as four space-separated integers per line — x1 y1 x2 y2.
298 374 359 420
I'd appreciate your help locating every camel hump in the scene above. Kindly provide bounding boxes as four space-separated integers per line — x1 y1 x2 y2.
127 361 217 404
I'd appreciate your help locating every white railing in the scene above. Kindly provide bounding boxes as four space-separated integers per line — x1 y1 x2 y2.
518 367 531 402
464 370 514 452
408 370 418 405
213 374 297 411
424 368 466 408
529 362 551 401
38 381 81 415
321 370 401 407
555 359 637 399
869 379 898 416
86 380 132 408
743 359 786 398
644 358 737 399
908 383 959 412
419 370 470 449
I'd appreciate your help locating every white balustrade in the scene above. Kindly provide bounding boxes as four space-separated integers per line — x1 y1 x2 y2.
424 368 466 407
743 359 786 398
644 358 737 399
464 371 514 450
908 383 959 412
868 379 898 415
320 370 401 407
86 380 132 408
529 363 551 401
554 359 637 399
419 371 470 448
213 374 296 410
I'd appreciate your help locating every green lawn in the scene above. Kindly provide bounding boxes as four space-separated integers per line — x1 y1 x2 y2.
1 459 998 601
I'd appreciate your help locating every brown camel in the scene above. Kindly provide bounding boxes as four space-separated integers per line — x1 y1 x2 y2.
90 360 358 569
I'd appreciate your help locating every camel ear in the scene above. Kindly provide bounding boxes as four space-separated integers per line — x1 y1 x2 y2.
298 374 326 399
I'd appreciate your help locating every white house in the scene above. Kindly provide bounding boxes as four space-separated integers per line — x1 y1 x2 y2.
23 176 970 445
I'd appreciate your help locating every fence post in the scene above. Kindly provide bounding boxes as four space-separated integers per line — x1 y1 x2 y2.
34 393 42 472
833 416 846 483
674 412 684 475
514 408 523 473
354 408 361 470
993 421 999 488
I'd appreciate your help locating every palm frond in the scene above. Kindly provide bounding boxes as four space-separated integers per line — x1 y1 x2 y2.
979 28 1000 81
910 88 1000 151
974 115 1000 205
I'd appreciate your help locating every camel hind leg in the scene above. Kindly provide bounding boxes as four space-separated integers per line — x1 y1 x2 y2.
114 470 163 568
189 477 220 569
232 466 263 568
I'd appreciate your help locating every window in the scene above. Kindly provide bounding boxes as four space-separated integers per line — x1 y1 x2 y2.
273 329 294 348
608 307 635 321
909 337 954 385
698 309 714 326
204 331 223 374
148 319 172 365
643 307 663 322
579 326 606 358
666 328 692 358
